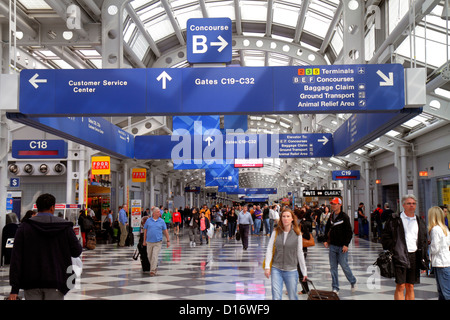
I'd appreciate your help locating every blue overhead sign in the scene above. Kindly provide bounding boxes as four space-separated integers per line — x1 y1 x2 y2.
333 108 422 156
332 170 360 180
134 132 333 160
7 114 134 159
18 64 406 117
205 165 239 188
274 64 405 113
12 140 67 159
187 18 232 64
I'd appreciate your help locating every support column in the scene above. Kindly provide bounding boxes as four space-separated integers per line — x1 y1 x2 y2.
364 161 371 231
340 0 365 64
150 171 154 208
101 0 130 68
399 145 408 199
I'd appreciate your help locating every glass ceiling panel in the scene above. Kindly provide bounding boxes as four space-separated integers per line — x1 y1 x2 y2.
396 25 449 68
206 1 236 19
146 17 175 42
273 3 299 27
241 1 267 21
304 11 330 38
17 0 51 10
174 5 203 30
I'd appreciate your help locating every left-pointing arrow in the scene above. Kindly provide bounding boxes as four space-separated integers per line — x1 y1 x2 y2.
29 73 48 89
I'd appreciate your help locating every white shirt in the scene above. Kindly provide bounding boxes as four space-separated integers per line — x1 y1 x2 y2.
269 209 279 220
400 211 418 253
430 226 450 267
264 230 307 276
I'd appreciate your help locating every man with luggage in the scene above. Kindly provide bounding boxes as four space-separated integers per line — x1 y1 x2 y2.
324 197 357 295
381 194 428 300
143 207 170 276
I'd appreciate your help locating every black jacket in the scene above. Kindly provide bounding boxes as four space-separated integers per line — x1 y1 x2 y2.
381 212 428 269
9 213 83 295
324 211 353 247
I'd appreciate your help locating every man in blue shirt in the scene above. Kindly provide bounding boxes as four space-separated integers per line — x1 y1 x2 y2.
143 207 170 276
118 204 128 247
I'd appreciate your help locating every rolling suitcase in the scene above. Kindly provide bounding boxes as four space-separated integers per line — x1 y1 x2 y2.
138 243 150 272
306 280 339 300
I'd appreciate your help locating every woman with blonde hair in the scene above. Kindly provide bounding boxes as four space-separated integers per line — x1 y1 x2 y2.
428 206 450 300
264 208 307 300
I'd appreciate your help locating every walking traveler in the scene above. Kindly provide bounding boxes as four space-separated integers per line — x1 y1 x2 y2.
264 208 307 300
8 193 83 300
324 197 357 295
381 194 429 300
118 204 128 247
427 206 450 300
237 205 254 250
143 207 170 276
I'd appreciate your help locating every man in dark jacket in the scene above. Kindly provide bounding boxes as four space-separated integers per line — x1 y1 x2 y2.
381 194 428 300
324 197 357 295
9 193 83 300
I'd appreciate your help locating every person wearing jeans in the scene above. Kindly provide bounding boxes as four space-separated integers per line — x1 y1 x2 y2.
427 206 450 300
264 208 307 300
324 197 357 294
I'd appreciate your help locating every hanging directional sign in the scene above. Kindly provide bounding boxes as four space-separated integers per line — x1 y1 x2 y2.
186 18 232 64
18 64 406 117
7 113 134 159
274 64 405 113
134 132 333 160
332 170 360 180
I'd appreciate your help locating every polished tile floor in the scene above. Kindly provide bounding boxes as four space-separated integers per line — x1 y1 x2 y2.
0 226 439 300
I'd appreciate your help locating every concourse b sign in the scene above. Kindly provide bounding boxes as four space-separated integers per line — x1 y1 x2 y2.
187 18 232 64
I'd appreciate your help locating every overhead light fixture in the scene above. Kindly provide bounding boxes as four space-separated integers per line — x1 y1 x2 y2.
39 164 49 174
24 164 34 174
8 164 19 175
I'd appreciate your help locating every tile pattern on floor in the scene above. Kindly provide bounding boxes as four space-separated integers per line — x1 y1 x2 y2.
0 227 439 300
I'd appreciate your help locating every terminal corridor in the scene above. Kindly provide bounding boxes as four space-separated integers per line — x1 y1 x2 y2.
1 227 438 300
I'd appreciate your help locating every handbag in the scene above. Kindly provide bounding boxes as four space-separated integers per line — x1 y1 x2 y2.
302 233 315 248
235 231 240 241
262 230 278 269
373 250 395 278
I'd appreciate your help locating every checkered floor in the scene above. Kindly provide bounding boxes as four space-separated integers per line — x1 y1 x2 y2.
0 227 439 300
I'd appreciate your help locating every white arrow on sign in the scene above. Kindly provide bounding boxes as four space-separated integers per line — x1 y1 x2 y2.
210 35 228 53
156 71 172 89
29 73 48 89
376 70 394 86
318 136 329 145
205 136 213 146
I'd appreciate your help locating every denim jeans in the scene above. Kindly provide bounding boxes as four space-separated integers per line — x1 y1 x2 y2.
254 219 261 235
328 244 356 292
271 267 299 300
263 219 270 235
434 266 450 300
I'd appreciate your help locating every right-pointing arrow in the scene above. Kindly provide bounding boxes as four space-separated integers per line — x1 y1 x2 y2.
210 35 228 53
318 136 329 145
376 70 394 86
